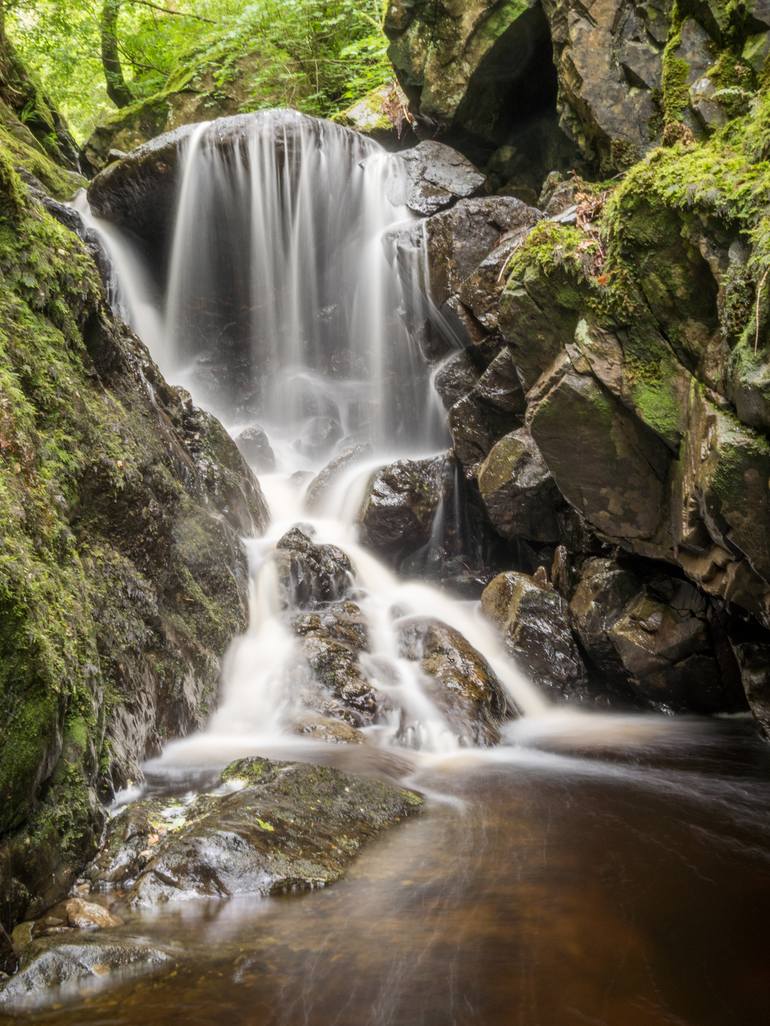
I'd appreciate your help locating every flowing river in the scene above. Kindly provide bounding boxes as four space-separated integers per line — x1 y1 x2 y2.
7 111 768 1025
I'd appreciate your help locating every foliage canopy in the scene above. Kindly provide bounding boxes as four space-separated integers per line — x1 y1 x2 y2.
5 0 391 141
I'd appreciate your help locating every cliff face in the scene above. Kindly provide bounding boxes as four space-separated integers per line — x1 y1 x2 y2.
386 0 770 727
0 38 267 950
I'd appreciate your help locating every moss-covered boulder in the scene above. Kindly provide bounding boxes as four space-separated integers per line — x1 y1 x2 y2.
86 758 423 907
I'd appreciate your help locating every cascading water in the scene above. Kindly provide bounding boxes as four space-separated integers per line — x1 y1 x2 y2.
77 110 545 773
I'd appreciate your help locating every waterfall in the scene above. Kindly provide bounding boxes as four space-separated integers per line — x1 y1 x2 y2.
78 111 546 769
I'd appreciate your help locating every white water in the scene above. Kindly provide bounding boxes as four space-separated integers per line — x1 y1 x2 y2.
78 110 546 773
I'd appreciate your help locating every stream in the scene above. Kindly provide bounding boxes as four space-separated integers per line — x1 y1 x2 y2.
8 111 769 1024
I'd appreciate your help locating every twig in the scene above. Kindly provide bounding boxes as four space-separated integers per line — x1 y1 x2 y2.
126 0 215 23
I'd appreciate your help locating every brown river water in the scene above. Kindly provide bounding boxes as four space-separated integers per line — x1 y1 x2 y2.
4 715 770 1026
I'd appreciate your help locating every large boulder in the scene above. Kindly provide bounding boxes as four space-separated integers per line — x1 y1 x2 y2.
481 571 589 701
397 617 511 744
86 758 422 908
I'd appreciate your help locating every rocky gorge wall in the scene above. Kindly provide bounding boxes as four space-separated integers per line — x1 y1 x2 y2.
377 0 770 727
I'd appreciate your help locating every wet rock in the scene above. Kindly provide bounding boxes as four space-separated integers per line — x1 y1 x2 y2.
293 415 343 459
477 428 563 544
388 141 486 216
397 617 511 745
293 716 366 745
434 351 481 411
291 602 379 726
304 443 373 511
449 349 526 474
420 197 541 308
359 455 448 563
88 759 423 908
0 937 172 1009
274 528 353 610
570 559 746 712
235 424 276 472
482 572 589 702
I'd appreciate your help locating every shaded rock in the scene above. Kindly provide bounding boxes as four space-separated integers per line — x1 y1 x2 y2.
449 349 527 475
729 639 770 734
304 443 373 511
274 528 353 610
0 937 171 1009
398 617 511 745
291 602 379 726
88 759 423 908
235 424 276 472
570 559 747 712
388 140 486 216
482 571 588 702
477 428 564 543
359 455 448 562
529 370 671 542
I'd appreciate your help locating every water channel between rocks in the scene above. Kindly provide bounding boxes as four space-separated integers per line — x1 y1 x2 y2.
7 111 769 1025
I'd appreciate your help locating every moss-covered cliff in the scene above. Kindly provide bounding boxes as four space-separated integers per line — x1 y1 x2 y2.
0 42 267 952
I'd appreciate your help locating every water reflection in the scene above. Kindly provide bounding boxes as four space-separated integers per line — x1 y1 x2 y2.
7 719 770 1026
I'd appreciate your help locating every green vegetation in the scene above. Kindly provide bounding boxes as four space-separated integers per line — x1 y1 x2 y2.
5 0 391 142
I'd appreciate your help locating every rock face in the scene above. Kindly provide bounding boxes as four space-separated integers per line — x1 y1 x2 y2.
86 758 423 907
0 106 268 940
385 0 766 176
570 560 746 712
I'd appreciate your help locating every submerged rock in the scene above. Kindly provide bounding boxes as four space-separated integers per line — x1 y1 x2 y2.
275 527 353 610
482 572 589 703
397 617 511 745
0 937 172 1009
304 443 373 511
87 758 423 908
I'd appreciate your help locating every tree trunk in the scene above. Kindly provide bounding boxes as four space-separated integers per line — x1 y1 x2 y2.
101 0 133 108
